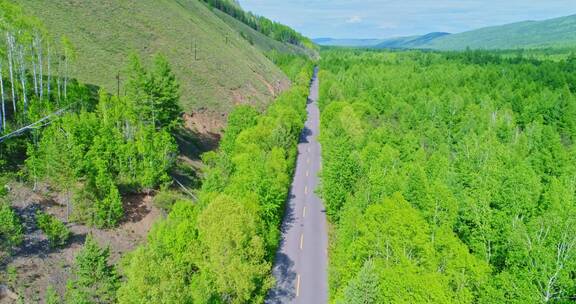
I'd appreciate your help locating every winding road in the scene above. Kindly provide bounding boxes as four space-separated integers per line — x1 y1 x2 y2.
267 68 328 304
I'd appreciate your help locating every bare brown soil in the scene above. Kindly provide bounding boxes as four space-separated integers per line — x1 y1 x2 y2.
0 183 160 304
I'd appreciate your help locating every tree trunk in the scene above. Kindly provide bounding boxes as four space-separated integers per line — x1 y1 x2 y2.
0 60 6 132
7 33 16 113
57 58 61 105
64 50 68 100
37 35 43 100
17 45 28 113
32 43 38 97
47 43 51 100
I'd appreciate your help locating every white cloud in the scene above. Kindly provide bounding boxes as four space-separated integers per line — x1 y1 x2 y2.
378 22 398 29
346 16 363 24
239 0 576 39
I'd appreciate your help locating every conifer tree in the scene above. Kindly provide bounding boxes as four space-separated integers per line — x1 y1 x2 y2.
66 235 119 304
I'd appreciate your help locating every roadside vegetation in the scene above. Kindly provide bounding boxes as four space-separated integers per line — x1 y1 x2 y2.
118 56 313 303
319 49 576 303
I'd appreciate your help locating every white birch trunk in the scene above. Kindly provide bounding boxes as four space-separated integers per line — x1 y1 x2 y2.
32 43 38 97
64 50 68 100
7 33 16 112
17 45 28 113
37 35 43 100
57 58 61 105
0 60 6 131
47 43 51 100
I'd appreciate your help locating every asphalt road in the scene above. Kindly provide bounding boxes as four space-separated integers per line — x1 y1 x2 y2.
267 67 328 304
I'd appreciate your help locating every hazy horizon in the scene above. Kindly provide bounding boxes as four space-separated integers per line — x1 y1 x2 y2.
239 0 576 39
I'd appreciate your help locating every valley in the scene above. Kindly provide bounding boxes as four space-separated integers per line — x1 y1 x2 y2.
0 0 575 303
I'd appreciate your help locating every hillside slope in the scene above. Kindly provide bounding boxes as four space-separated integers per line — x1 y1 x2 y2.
422 14 576 50
376 32 450 49
214 9 312 56
13 0 297 122
314 33 450 49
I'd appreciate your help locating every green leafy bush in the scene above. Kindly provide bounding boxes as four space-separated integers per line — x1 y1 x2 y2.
46 285 61 304
36 211 71 248
152 189 185 211
0 177 8 198
0 203 23 256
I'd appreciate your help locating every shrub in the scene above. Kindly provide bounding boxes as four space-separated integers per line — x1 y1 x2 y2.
36 211 71 248
0 203 24 254
152 189 184 211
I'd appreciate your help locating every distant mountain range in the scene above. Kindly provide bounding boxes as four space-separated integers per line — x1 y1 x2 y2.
314 14 576 50
376 32 450 49
313 38 387 47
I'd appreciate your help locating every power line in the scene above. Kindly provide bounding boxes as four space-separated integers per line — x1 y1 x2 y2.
0 102 77 143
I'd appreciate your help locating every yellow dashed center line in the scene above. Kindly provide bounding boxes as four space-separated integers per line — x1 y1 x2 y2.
304 186 308 195
300 234 304 250
306 170 310 177
303 206 307 218
296 274 301 297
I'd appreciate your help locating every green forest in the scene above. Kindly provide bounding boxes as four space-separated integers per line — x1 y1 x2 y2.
117 57 313 303
0 0 314 302
3 0 576 303
319 49 576 303
201 0 315 50
0 2 314 301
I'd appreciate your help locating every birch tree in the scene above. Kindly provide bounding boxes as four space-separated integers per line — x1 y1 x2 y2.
47 42 51 100
17 44 27 113
0 60 5 131
36 34 43 100
61 36 75 101
31 40 38 97
6 33 16 112
57 55 61 104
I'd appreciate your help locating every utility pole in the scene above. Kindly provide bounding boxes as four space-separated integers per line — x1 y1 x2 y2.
194 38 198 61
116 72 120 97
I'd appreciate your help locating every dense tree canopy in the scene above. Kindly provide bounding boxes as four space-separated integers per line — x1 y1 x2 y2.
25 54 180 228
118 57 313 303
319 49 576 303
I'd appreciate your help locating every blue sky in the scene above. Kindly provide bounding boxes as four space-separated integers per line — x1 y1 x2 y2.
238 0 576 39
